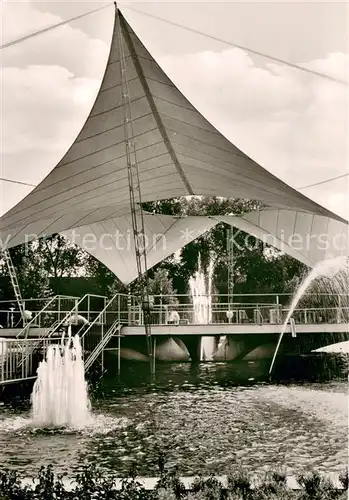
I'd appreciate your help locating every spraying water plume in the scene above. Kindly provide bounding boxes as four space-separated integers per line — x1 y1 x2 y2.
269 256 349 374
189 256 215 360
31 326 91 428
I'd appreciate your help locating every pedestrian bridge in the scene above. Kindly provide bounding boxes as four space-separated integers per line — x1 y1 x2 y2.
0 292 348 385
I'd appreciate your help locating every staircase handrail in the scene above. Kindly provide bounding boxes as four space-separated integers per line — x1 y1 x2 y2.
15 295 78 338
84 320 121 372
45 293 108 339
16 294 106 371
78 293 123 339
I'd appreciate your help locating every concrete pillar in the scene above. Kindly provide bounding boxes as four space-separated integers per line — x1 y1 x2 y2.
155 337 189 361
213 336 246 361
119 335 150 361
243 342 279 361
180 336 202 363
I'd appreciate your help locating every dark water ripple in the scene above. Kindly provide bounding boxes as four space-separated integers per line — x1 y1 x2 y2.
0 359 347 477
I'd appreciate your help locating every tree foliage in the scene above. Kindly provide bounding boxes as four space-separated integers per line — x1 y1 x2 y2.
36 235 87 278
0 244 52 300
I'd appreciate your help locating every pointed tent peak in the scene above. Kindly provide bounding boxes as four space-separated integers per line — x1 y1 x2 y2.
0 7 345 252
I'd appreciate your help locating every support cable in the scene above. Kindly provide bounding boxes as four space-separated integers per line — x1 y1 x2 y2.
0 177 36 187
123 6 348 86
0 3 112 50
297 173 348 190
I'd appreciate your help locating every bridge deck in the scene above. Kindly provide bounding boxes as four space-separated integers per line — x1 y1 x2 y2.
0 328 51 338
122 323 349 336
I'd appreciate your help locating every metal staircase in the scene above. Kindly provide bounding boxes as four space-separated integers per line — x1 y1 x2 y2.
77 292 127 373
2 250 27 326
15 294 103 374
84 320 121 372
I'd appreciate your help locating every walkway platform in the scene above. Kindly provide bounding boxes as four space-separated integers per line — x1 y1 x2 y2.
122 323 349 336
0 328 51 338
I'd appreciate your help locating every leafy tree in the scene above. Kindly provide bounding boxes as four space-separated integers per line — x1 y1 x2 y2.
36 234 87 278
146 268 179 305
0 244 52 300
84 255 125 297
1 234 89 299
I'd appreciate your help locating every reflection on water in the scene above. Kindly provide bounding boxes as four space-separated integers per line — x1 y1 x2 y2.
0 354 347 477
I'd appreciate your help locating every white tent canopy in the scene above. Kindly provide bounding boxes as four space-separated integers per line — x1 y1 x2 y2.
1 7 347 283
215 210 349 268
59 209 348 284
62 213 217 284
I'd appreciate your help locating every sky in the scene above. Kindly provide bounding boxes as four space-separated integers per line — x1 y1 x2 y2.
1 0 348 219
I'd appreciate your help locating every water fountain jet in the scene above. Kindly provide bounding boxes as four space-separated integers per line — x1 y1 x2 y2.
189 257 215 361
269 256 349 374
31 327 91 428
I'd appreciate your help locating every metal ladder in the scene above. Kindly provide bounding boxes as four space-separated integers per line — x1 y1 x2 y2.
116 8 153 359
2 250 27 326
84 320 121 372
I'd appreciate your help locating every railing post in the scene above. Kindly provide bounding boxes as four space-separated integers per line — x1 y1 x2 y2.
0 345 2 384
103 297 107 326
21 342 24 380
152 337 156 375
117 328 121 376
336 296 341 323
99 307 104 373
207 295 209 325
275 295 280 324
58 296 61 323
127 287 131 325
87 295 90 323
117 294 121 325
159 293 162 325
9 342 13 379
74 298 78 323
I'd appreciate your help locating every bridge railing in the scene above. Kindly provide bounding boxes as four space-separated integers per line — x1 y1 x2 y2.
0 297 53 316
0 296 80 330
1 293 347 333
119 293 349 326
149 292 347 306
18 296 81 334
77 293 133 358
0 337 61 385
133 303 281 325
282 307 349 325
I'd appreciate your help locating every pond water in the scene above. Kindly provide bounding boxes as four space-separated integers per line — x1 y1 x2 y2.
0 354 347 477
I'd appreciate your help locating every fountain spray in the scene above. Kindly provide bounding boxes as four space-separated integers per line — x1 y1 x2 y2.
31 325 91 428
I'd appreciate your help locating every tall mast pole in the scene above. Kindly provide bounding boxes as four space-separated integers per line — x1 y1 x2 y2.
115 5 153 365
227 226 234 306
